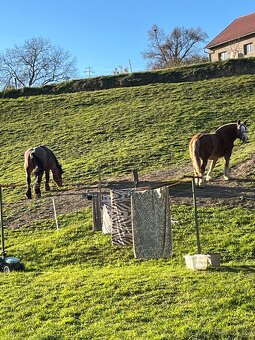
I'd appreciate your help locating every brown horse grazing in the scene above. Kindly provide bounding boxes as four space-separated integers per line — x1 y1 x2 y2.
189 120 247 187
24 146 63 199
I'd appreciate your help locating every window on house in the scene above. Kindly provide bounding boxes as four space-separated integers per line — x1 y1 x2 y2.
218 51 227 61
244 43 253 55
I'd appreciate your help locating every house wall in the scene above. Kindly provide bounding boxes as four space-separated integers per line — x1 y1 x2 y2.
208 34 255 62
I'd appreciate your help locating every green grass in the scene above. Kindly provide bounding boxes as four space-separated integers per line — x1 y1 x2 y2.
0 206 254 339
0 74 254 192
0 73 255 339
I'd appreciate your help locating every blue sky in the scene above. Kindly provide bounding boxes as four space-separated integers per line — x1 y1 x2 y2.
1 1 255 77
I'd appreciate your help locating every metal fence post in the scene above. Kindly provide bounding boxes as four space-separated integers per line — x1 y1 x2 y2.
191 177 201 254
0 186 6 256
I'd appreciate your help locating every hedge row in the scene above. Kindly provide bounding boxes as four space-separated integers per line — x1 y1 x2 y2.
1 58 255 98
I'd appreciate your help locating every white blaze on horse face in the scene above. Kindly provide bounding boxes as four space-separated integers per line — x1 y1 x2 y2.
240 125 248 142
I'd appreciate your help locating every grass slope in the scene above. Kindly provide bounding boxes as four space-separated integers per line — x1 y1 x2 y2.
0 74 255 339
0 74 254 191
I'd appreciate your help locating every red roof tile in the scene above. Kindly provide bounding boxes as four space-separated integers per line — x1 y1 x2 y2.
206 12 255 49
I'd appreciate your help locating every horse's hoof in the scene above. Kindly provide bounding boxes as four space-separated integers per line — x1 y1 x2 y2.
35 191 41 198
196 183 204 188
26 191 32 199
45 187 50 191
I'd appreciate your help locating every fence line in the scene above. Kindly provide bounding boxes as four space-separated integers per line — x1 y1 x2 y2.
0 169 254 232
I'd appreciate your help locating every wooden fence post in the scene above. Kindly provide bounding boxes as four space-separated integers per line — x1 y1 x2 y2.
98 166 102 208
92 193 102 231
132 169 139 188
52 198 59 231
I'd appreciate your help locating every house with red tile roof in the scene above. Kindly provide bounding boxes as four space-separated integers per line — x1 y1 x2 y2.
205 12 255 62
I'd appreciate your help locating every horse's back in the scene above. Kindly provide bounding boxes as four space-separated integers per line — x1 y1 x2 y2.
34 146 55 169
24 146 55 170
193 132 230 159
190 133 218 160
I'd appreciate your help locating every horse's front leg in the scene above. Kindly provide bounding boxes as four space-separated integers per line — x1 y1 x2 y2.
26 171 32 199
206 159 218 181
34 170 44 197
223 155 231 180
45 170 50 191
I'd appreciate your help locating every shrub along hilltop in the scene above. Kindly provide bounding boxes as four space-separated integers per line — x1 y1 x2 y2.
0 60 254 339
2 57 255 98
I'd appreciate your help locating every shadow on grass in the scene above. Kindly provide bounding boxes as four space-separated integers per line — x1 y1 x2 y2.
210 265 255 273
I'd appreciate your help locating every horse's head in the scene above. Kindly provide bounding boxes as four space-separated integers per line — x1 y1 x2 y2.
237 120 248 143
53 164 63 186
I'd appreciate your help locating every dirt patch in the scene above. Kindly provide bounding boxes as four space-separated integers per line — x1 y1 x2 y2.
5 154 255 228
170 153 255 208
5 186 94 229
169 179 255 208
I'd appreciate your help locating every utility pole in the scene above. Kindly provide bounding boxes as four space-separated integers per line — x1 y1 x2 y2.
128 59 133 73
84 66 94 78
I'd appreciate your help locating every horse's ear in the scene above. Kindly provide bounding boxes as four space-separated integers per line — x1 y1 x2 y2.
237 120 241 125
244 120 247 125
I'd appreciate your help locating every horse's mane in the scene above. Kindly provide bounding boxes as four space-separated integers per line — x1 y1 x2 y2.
215 123 236 134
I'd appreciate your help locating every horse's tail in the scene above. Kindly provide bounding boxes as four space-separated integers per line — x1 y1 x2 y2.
189 135 201 176
30 152 44 176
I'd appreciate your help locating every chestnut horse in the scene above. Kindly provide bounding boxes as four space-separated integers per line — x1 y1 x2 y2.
189 120 247 187
24 146 63 198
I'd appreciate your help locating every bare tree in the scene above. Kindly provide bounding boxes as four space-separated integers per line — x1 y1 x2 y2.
142 24 208 69
0 37 78 88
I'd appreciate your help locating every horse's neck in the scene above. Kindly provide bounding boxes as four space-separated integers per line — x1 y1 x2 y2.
216 124 237 142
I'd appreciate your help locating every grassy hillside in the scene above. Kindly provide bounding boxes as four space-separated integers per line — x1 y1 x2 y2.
0 74 254 191
0 74 255 339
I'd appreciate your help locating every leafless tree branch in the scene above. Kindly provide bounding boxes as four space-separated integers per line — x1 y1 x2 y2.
142 25 208 69
0 37 78 88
